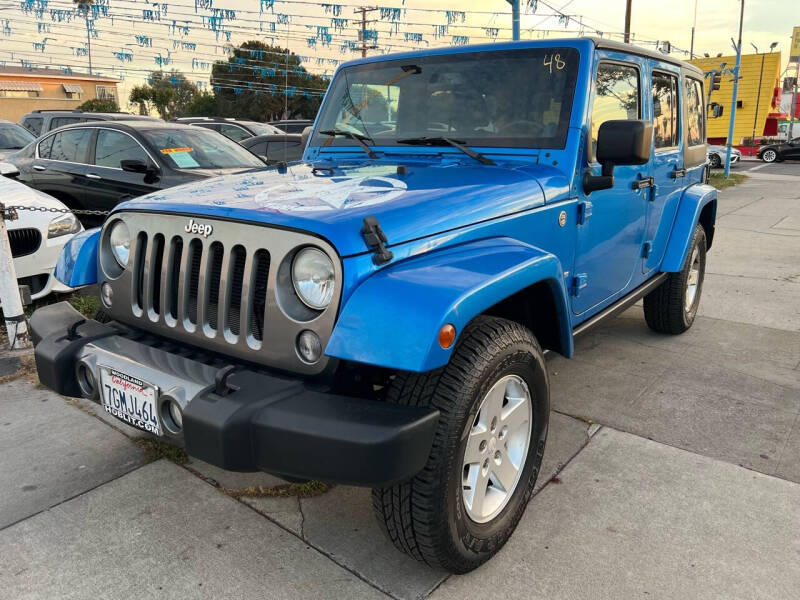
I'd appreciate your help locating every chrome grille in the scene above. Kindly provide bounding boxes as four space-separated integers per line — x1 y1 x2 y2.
102 212 341 375
131 233 271 345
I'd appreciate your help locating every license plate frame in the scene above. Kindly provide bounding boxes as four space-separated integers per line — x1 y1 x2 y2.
99 366 162 436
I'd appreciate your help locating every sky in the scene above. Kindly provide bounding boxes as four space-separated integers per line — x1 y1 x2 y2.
0 0 797 107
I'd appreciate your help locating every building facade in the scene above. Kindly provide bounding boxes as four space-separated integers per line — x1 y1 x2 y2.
0 66 120 122
690 52 783 145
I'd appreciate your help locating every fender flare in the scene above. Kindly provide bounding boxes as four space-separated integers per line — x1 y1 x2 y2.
54 228 100 287
661 183 717 273
326 237 573 372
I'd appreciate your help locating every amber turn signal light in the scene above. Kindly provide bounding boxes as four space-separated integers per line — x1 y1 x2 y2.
438 324 456 349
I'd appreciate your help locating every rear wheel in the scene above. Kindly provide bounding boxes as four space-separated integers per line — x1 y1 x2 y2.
709 153 721 168
761 149 777 163
372 316 549 573
643 224 706 334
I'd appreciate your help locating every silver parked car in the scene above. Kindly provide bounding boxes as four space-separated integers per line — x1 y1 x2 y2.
706 144 741 168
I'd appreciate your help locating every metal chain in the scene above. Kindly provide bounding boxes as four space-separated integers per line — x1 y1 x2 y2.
1 204 111 220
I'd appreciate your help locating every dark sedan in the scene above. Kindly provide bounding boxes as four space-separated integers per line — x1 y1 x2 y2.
6 120 266 226
757 137 800 163
240 133 304 164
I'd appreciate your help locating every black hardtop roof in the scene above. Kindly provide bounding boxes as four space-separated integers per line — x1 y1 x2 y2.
589 37 703 75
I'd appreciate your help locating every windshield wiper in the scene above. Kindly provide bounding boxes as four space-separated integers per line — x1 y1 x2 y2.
396 136 496 166
318 129 378 159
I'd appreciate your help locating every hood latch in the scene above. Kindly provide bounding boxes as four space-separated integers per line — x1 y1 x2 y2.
361 216 394 266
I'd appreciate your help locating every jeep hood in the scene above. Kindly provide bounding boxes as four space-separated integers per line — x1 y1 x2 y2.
120 161 561 257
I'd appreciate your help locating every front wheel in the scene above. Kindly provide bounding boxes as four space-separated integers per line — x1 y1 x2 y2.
761 149 777 163
709 153 722 168
372 316 549 573
643 224 707 334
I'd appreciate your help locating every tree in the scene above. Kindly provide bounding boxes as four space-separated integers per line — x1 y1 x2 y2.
210 41 328 121
126 70 198 119
181 90 219 117
77 97 119 112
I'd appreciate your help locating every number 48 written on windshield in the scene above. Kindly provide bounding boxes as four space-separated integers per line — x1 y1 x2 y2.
543 54 566 74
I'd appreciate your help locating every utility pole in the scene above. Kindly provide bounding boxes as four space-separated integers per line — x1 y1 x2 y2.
354 7 379 58
506 0 521 41
724 0 745 178
690 0 698 58
0 206 30 350
75 0 94 75
790 63 799 139
624 0 632 43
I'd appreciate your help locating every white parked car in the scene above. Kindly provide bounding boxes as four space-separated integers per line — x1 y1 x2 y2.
0 165 82 300
706 145 741 168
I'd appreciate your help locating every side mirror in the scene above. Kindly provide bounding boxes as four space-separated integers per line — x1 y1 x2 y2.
120 158 148 173
301 125 313 148
584 120 653 194
0 162 20 177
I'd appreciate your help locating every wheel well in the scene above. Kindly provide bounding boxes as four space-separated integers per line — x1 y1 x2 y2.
481 280 567 356
699 199 716 250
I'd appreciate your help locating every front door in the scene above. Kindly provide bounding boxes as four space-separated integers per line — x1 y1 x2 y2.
644 66 684 272
572 56 650 315
83 127 161 215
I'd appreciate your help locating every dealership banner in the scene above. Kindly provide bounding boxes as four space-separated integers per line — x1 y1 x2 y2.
792 26 800 62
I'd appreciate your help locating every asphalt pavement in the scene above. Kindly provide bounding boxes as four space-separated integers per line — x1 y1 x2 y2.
0 162 798 599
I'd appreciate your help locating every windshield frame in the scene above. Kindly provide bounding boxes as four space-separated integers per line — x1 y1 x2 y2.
311 47 581 151
141 126 266 170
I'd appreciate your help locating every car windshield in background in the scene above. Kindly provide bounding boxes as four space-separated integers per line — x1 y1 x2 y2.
0 124 35 149
142 128 265 169
313 48 579 149
245 122 282 136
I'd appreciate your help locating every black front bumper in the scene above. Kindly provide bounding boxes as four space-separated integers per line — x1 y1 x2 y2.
30 302 439 487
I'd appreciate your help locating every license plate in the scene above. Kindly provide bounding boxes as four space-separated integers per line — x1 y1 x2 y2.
99 367 162 436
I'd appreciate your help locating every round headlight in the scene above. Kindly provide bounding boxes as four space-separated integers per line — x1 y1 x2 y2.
108 221 131 268
292 247 335 310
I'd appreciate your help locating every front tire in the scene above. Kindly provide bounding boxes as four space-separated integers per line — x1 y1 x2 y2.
643 224 706 334
372 316 549 573
709 153 721 168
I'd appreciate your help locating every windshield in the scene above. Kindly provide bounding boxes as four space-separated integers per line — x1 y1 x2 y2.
313 47 579 150
244 122 282 136
0 124 35 149
143 127 265 169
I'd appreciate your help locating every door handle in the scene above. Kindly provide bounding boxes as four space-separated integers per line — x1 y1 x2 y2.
85 173 101 180
670 168 687 179
33 164 46 172
632 176 654 190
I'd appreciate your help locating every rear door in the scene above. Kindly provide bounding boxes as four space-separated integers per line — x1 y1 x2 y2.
571 56 650 315
28 128 92 210
643 66 684 273
83 127 161 211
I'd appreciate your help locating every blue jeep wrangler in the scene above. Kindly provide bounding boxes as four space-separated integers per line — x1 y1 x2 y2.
30 38 715 573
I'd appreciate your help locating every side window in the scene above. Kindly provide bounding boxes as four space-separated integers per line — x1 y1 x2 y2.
50 117 81 130
591 63 640 157
49 129 92 163
23 117 43 136
269 141 302 162
37 134 55 159
219 124 251 142
685 78 704 147
249 142 268 158
194 123 220 132
94 129 149 168
652 72 680 149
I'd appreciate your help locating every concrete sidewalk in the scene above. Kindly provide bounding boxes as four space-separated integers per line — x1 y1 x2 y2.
0 171 798 599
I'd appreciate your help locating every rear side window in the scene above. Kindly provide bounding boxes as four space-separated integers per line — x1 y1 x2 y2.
248 142 268 157
37 134 55 158
94 129 149 168
591 63 640 156
685 77 705 147
267 141 302 162
50 117 82 130
652 72 680 149
49 129 92 163
23 117 43 136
